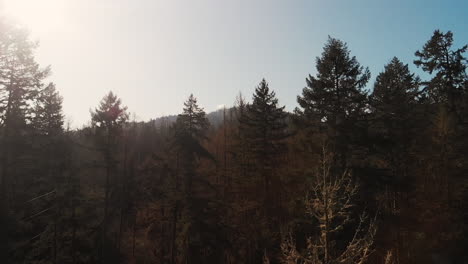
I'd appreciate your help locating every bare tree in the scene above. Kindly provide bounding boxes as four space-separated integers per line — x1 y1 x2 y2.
281 146 377 264
384 250 395 264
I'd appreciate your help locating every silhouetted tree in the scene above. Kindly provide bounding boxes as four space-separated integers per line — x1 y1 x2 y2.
238 79 289 262
32 83 64 136
176 94 209 141
414 30 467 111
0 19 51 260
22 82 66 263
243 79 288 204
369 57 421 194
297 37 370 170
367 57 422 262
91 91 128 262
172 94 228 263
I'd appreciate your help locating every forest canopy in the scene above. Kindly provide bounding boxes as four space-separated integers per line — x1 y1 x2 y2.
0 18 468 264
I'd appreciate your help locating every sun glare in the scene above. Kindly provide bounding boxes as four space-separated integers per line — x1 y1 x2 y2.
3 0 67 33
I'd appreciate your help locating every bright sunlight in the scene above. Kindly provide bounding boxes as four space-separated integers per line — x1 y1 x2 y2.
2 0 67 33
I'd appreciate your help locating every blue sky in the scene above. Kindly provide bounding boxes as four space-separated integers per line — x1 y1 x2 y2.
1 0 467 126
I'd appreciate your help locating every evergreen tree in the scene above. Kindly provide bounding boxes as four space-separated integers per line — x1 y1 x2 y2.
371 57 420 118
413 31 468 259
91 91 128 262
243 79 288 203
32 83 64 136
0 20 51 260
368 58 421 262
91 91 129 134
27 82 65 262
173 94 227 263
414 30 467 110
297 37 370 169
239 79 289 261
174 94 212 194
369 57 421 180
0 20 50 201
176 94 210 141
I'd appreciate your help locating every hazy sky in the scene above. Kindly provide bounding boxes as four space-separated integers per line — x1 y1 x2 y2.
0 0 467 126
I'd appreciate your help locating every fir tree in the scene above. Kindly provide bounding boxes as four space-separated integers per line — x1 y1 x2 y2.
176 94 210 141
371 57 420 118
0 20 50 200
91 91 128 262
28 83 65 263
370 57 421 170
243 79 288 202
174 94 212 194
297 37 370 169
0 20 51 260
173 94 227 263
32 83 64 136
368 58 422 262
91 91 129 134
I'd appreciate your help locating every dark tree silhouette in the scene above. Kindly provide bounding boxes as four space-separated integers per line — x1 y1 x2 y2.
91 91 128 262
243 79 288 204
297 37 370 170
32 83 64 136
0 20 51 260
414 30 467 110
0 16 467 263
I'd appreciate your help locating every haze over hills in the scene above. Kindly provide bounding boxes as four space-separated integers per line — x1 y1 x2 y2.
150 107 236 129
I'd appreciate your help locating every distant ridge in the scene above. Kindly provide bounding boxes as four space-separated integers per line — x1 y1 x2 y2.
150 107 236 128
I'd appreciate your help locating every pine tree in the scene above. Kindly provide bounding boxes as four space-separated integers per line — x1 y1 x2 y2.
243 79 288 203
22 82 66 263
369 57 421 262
174 94 211 194
237 79 289 262
176 94 210 141
172 94 228 263
297 37 370 169
91 91 128 262
413 30 467 200
172 95 211 263
0 20 50 200
369 57 421 181
32 83 64 136
414 30 467 111
414 31 468 258
371 57 420 118
91 91 129 134
0 20 51 260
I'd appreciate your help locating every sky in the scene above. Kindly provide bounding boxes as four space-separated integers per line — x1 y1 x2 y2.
0 0 467 127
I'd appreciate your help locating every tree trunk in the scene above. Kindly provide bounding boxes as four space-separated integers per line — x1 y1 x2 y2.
0 90 13 260
171 202 179 264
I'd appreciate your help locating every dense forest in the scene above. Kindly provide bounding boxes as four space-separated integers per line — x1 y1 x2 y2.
0 18 468 264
